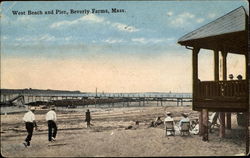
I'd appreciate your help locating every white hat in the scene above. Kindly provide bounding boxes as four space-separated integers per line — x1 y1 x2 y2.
182 113 188 117
166 111 172 115
30 107 36 111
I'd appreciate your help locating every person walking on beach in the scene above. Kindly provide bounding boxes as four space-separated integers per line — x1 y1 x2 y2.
85 109 91 128
46 105 57 142
23 107 37 147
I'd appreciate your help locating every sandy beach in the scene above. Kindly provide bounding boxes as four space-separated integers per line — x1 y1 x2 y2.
1 106 247 157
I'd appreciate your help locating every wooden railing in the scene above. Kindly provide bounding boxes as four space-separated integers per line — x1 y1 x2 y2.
197 80 248 99
193 80 248 111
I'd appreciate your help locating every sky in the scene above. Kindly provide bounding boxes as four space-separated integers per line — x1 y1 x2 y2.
0 0 248 93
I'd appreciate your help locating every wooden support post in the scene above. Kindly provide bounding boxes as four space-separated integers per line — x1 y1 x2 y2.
220 51 227 137
199 111 203 136
192 47 200 106
219 112 225 138
222 51 227 80
214 50 219 81
193 47 202 137
226 113 231 129
202 109 209 141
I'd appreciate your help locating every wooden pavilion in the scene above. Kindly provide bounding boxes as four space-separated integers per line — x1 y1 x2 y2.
178 6 249 154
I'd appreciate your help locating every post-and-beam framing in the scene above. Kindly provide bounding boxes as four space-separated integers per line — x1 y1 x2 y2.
192 47 208 140
192 47 249 154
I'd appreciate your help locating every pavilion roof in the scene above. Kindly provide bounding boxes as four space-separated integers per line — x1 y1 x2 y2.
178 6 248 54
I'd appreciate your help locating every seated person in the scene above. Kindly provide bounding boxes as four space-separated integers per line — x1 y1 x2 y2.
164 112 174 123
164 112 175 136
179 113 190 130
154 116 163 127
190 119 199 135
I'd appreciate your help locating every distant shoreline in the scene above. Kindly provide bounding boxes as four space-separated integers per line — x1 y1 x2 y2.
0 88 84 95
0 88 191 95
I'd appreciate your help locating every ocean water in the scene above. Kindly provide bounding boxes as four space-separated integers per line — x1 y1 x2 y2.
85 92 192 98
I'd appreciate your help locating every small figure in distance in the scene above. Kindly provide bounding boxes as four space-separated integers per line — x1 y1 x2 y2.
23 107 38 147
154 116 163 127
229 74 234 80
125 121 139 130
85 109 91 128
237 74 242 80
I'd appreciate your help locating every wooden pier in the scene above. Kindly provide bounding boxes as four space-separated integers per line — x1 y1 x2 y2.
0 92 192 108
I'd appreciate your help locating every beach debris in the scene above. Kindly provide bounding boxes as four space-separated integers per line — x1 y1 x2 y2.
110 131 114 135
48 143 67 147
135 121 139 125
125 125 133 130
125 121 139 130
